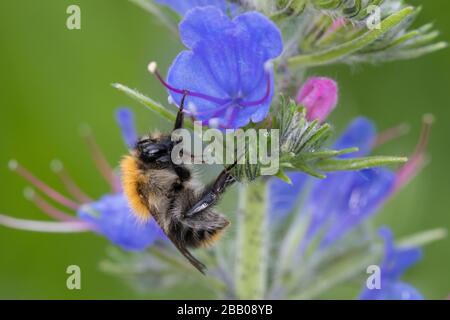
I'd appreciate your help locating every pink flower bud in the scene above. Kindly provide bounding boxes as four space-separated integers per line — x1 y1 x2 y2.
296 77 338 123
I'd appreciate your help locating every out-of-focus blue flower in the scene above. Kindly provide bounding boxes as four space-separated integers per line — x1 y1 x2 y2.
310 168 394 247
333 117 377 158
154 0 237 16
360 227 423 300
116 108 138 149
304 118 394 247
269 117 395 248
165 7 283 129
78 193 162 251
268 172 307 219
0 108 163 252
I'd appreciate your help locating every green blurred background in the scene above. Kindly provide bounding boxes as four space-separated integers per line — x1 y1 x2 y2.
0 0 448 299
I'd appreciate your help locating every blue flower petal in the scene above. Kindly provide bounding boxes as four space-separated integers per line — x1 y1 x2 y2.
154 0 238 16
334 117 377 158
318 169 395 246
78 193 163 251
300 118 393 247
360 281 424 300
167 7 283 128
115 108 138 149
378 227 422 280
359 227 423 300
268 172 308 219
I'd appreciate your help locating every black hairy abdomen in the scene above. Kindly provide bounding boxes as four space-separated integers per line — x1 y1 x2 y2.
167 187 229 248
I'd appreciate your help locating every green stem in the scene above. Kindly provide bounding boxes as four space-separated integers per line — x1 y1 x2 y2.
235 180 268 299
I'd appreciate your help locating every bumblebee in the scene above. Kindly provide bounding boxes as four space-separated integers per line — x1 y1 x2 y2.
120 94 236 274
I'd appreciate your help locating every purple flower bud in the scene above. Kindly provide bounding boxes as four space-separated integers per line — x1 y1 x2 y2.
296 77 338 123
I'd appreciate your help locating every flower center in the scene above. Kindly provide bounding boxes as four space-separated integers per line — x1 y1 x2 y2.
148 62 271 109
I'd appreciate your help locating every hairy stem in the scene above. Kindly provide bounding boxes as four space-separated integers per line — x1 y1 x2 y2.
235 180 268 299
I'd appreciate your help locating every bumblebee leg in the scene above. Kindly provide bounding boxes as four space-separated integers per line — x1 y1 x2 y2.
169 235 207 274
173 92 188 131
185 163 237 217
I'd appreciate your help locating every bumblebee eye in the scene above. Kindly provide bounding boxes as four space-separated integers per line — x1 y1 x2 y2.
136 138 152 146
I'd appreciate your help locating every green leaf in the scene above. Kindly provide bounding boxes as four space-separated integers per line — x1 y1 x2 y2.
288 6 415 67
302 147 359 161
275 169 293 184
128 0 178 35
316 156 408 171
112 83 194 130
289 161 326 179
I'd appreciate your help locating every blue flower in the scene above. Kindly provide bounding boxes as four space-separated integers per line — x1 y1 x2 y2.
269 117 395 247
268 172 308 219
304 118 394 247
154 0 237 16
359 227 423 300
0 108 163 252
162 7 283 128
116 107 138 149
78 193 162 251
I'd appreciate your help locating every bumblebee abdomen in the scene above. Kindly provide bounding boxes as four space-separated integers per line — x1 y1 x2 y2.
169 211 230 248
198 220 230 248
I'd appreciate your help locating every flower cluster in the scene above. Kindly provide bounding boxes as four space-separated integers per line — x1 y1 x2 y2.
1 109 163 251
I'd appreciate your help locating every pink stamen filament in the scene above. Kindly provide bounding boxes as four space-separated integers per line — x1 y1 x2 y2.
11 163 80 210
83 132 121 193
28 190 79 222
239 74 272 107
152 66 271 109
374 123 410 148
153 69 229 105
393 115 433 192
0 214 92 233
189 100 235 117
54 164 93 203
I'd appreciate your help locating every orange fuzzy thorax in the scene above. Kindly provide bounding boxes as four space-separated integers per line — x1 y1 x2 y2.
120 155 151 220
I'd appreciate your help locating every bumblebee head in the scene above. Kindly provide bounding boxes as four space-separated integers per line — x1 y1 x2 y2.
134 133 174 165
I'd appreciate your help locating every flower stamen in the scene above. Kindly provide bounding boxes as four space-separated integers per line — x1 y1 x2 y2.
393 114 434 192
239 74 271 107
79 125 121 193
0 214 91 233
24 187 78 222
374 123 410 148
51 160 93 203
8 160 80 210
148 61 229 105
148 61 272 109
